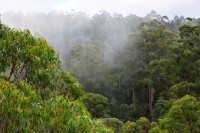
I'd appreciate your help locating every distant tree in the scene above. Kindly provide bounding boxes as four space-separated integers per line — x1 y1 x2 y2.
124 20 177 120
186 17 192 22
83 93 110 118
158 24 200 99
102 118 124 133
152 97 173 120
67 43 110 95
148 127 162 133
122 121 138 133
136 117 150 133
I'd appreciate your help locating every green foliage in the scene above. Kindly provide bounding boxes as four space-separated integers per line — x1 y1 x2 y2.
148 127 163 133
136 117 150 133
117 104 135 122
58 70 84 99
102 118 124 133
159 95 200 132
0 23 112 132
0 24 60 91
123 20 178 120
0 78 113 132
3 13 200 132
171 25 200 84
83 93 110 118
122 121 138 133
153 97 173 120
0 23 85 100
148 122 166 133
67 43 108 93
122 119 164 133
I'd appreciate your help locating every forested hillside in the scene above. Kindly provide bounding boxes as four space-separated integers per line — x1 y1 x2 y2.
0 21 113 132
1 10 200 132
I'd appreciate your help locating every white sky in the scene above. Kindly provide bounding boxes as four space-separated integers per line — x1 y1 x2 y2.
0 0 199 19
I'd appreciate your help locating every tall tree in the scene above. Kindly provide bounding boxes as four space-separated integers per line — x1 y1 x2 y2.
124 20 177 120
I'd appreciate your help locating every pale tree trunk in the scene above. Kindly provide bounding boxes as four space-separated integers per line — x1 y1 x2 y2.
148 84 155 121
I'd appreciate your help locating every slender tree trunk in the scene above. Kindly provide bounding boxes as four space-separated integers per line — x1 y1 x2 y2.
132 87 135 103
9 63 16 80
148 84 155 121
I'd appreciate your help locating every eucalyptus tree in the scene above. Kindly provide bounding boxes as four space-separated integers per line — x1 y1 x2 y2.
124 20 177 120
0 23 84 99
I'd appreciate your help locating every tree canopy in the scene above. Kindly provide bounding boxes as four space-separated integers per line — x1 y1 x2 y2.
1 11 200 132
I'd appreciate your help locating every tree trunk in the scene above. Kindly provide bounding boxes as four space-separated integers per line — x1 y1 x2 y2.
148 84 155 121
9 63 16 80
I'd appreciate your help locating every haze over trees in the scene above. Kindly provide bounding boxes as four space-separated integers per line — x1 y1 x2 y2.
1 10 200 132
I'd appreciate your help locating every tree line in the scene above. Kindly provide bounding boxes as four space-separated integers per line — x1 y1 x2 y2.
1 10 200 132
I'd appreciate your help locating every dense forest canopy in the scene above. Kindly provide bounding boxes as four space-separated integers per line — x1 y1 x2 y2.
1 10 200 132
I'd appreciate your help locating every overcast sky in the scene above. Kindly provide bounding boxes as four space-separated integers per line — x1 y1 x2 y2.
0 0 199 19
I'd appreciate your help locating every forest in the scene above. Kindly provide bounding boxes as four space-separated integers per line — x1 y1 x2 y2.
1 10 200 132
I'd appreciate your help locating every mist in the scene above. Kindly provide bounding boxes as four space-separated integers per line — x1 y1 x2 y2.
1 11 137 64
0 10 189 65
1 10 197 90
2 10 198 76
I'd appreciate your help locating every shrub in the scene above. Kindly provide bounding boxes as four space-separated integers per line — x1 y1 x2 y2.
83 93 110 118
103 118 124 133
